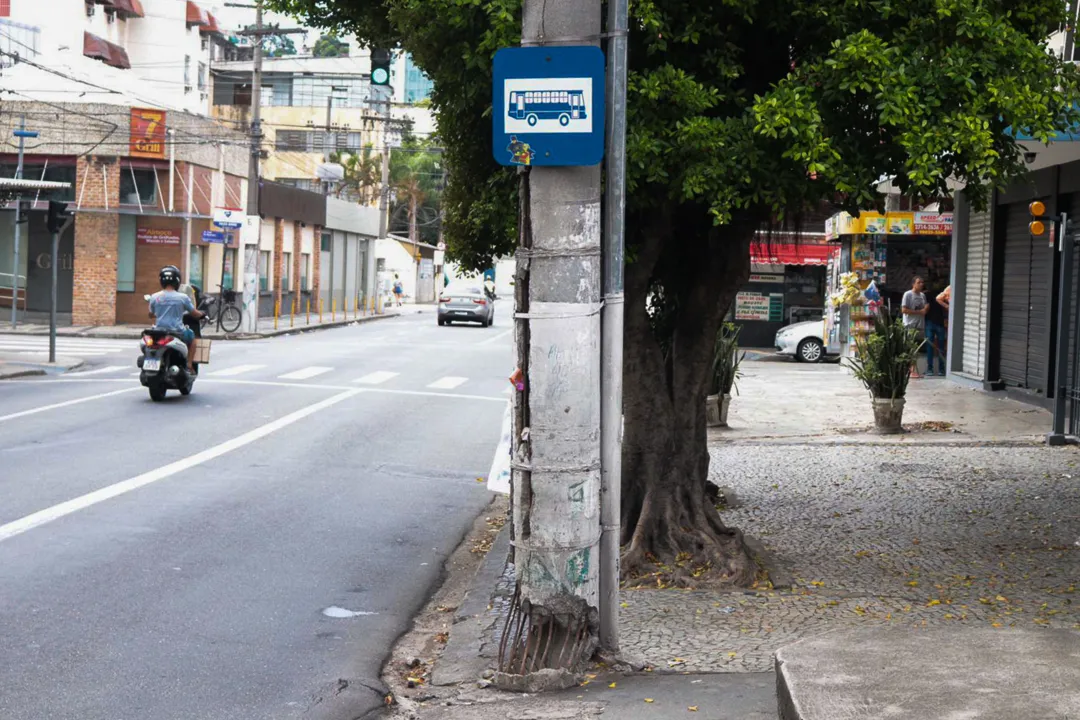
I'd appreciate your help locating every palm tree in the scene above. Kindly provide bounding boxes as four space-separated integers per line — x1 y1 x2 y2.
390 145 442 243
331 147 380 205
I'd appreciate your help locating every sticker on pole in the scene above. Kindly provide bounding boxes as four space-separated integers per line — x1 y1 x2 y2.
492 46 605 167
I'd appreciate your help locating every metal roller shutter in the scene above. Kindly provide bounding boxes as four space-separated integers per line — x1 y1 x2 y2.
998 203 1035 387
962 210 990 378
1027 212 1054 393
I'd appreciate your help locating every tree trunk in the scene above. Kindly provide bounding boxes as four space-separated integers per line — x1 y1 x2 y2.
619 220 757 587
409 195 419 243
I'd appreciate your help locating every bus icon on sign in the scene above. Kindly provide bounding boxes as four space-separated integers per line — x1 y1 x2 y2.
503 78 592 135
508 89 587 127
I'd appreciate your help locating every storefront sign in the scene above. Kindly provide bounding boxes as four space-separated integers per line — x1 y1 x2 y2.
213 207 244 229
202 230 227 244
827 210 954 237
130 108 167 159
913 212 953 235
137 227 181 246
748 273 785 283
736 291 785 321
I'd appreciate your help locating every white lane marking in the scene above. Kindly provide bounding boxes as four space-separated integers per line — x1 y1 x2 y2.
10 350 115 357
278 366 333 380
4 378 510 403
208 364 266 377
428 376 467 390
0 342 131 351
479 329 512 346
71 365 127 376
353 371 398 385
0 387 141 424
0 389 361 544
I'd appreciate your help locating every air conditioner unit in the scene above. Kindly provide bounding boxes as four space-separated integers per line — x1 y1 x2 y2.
105 9 115 23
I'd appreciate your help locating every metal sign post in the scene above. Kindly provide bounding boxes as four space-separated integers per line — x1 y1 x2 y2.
1049 211 1074 445
49 216 75 364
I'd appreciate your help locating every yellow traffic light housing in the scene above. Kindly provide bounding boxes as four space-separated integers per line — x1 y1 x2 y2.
1030 220 1047 236
1030 200 1047 217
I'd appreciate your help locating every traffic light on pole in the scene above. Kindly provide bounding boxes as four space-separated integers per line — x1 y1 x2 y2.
1029 200 1048 237
370 49 391 86
47 200 71 234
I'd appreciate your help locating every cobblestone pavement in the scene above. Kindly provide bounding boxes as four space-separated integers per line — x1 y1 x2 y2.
619 444 1080 672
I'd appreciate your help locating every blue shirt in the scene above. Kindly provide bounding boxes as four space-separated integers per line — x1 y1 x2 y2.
149 289 195 331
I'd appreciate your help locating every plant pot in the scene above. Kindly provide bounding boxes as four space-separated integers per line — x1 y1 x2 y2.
706 393 732 428
871 397 906 434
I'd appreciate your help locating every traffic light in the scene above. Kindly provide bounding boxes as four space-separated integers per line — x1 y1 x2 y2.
47 200 71 233
1029 200 1048 236
370 49 391 86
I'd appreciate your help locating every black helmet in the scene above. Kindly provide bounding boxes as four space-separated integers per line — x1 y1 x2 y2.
159 265 181 289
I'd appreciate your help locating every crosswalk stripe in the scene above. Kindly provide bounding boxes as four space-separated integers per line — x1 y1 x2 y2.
278 366 333 380
353 371 399 385
72 365 128 375
7 349 116 357
208 364 266 377
428 376 467 390
0 342 128 352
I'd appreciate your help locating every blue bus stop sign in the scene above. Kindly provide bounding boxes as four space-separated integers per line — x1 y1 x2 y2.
492 46 605 167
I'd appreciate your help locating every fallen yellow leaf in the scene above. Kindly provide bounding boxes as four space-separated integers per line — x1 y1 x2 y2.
609 682 617 689
728 652 737 657
645 699 654 703
927 599 941 607
991 622 1003 628
809 581 825 587
996 595 1008 602
907 581 919 587
688 707 699 712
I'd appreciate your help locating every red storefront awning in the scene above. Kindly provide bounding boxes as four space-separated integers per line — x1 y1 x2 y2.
750 241 834 266
186 0 210 27
199 11 223 35
83 32 131 69
111 0 145 18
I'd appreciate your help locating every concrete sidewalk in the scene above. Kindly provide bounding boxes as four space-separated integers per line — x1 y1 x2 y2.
721 360 1049 444
2 306 410 341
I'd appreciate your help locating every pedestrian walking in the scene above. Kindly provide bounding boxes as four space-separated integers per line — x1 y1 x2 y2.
392 274 403 307
901 276 928 378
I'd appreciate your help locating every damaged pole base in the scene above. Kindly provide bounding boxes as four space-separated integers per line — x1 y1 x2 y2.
496 591 599 682
592 648 650 673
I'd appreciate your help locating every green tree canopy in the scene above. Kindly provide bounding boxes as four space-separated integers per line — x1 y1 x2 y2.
270 0 1080 581
313 33 350 58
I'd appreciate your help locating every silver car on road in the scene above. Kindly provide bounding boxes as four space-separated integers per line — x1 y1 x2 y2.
437 284 495 327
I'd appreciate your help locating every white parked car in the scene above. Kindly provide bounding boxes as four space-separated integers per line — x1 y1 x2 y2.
775 320 832 363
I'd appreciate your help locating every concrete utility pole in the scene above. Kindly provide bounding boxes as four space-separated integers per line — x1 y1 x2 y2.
377 87 392 240
10 117 37 329
599 0 628 654
499 0 603 683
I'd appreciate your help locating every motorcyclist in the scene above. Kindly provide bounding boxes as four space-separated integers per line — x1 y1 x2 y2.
148 265 204 372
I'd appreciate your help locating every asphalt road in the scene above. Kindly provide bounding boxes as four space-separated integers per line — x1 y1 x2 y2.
0 308 512 720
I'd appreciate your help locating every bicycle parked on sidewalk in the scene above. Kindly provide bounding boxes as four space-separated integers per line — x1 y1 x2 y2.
198 285 243 333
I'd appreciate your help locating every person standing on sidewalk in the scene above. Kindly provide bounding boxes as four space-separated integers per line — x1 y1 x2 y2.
924 284 947 376
901 276 928 378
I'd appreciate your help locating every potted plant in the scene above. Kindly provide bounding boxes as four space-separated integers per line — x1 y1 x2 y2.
846 310 925 433
706 323 745 427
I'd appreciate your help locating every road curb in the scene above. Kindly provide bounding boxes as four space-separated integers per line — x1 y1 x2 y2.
430 523 512 687
0 368 46 380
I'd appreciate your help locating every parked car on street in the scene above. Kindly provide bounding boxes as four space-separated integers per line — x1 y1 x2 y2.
438 284 495 327
775 319 832 363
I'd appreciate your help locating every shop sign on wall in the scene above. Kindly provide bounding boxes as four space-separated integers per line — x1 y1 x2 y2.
137 227 181 246
736 292 785 321
826 211 954 238
748 273 785 283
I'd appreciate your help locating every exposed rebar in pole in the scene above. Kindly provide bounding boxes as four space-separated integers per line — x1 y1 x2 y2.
501 0 603 684
377 88 392 241
599 0 628 654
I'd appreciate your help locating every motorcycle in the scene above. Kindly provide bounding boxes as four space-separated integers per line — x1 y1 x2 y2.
138 294 199 401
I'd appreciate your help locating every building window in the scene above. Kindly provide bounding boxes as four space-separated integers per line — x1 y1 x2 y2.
222 248 235 290
301 253 310 291
117 216 136 292
321 231 331 252
189 244 204 291
258 250 270 291
119 167 157 206
184 55 192 89
281 252 291 291
198 62 207 92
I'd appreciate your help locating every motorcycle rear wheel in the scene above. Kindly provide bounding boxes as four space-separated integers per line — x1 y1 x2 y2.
148 379 167 402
